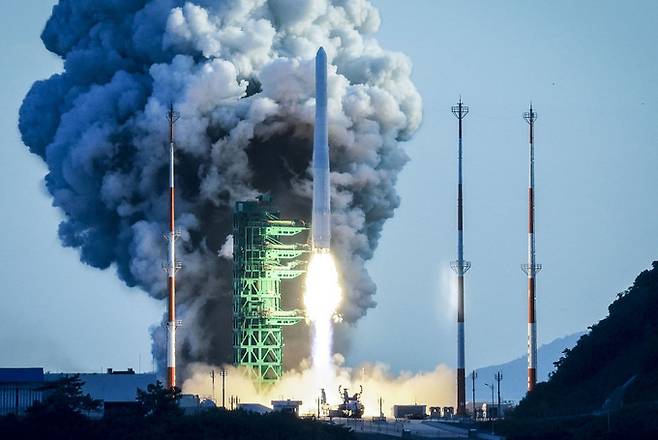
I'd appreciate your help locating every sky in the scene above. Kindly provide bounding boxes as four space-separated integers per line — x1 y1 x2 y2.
0 0 161 373
0 0 657 376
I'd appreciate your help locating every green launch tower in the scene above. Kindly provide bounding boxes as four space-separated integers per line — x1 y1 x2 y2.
232 196 308 383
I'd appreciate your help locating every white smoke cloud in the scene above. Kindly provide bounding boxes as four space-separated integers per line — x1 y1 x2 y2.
19 0 422 377
218 234 233 259
183 358 455 418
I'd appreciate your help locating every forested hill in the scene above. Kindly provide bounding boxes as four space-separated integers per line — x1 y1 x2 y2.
515 261 658 417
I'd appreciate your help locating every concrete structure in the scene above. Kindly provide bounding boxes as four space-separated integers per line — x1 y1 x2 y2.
237 403 272 414
177 394 217 414
178 394 208 415
272 399 302 416
468 400 515 420
429 406 457 419
450 98 471 416
393 404 426 420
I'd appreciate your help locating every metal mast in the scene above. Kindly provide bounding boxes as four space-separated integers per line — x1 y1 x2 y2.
471 370 478 419
165 103 181 389
521 104 541 392
451 98 471 417
220 368 227 408
495 371 503 416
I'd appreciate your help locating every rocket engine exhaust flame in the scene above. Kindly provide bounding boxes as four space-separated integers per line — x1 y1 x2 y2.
304 251 342 388
304 253 341 324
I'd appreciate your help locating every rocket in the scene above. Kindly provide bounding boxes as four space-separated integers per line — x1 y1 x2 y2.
312 47 330 251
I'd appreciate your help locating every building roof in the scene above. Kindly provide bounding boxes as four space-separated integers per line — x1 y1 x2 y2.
0 368 44 383
46 372 157 402
272 400 302 406
238 403 272 414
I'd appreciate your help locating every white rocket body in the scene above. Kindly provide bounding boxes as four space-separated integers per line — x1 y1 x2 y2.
312 47 330 251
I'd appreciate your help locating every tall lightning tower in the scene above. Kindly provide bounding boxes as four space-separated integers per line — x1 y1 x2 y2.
451 98 471 417
521 103 541 392
165 103 181 389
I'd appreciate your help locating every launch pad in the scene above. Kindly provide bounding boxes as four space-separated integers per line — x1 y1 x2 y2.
232 195 309 383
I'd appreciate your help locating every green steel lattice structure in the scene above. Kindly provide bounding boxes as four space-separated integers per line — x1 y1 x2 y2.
232 196 308 384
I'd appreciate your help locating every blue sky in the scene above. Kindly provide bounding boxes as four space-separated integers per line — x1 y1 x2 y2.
1 0 656 374
0 1 161 372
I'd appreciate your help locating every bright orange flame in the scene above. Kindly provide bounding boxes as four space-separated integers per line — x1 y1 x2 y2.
304 250 342 389
304 251 341 322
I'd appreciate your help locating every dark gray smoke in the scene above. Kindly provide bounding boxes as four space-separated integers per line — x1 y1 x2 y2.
19 0 421 377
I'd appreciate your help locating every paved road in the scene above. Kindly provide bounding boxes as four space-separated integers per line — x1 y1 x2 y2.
424 421 505 440
330 418 505 439
330 418 469 438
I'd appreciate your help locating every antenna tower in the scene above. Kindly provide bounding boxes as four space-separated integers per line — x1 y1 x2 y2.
451 98 471 417
521 104 541 392
165 103 182 389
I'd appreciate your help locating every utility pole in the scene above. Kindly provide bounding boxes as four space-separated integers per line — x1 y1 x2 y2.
471 370 477 420
522 103 541 393
210 369 216 403
495 372 503 417
451 98 471 417
220 368 227 409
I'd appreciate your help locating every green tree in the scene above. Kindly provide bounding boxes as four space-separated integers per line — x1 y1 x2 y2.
28 374 101 417
136 380 182 418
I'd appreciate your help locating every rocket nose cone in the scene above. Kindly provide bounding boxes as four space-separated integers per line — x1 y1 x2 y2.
316 47 326 60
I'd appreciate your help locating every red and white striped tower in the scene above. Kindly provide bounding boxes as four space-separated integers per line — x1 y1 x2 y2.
451 98 471 417
522 104 541 393
165 103 181 389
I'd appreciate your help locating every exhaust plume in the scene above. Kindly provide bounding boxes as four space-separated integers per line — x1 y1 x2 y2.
19 0 422 378
183 359 454 417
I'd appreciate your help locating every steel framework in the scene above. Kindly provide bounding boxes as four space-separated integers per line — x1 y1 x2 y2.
232 196 308 383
